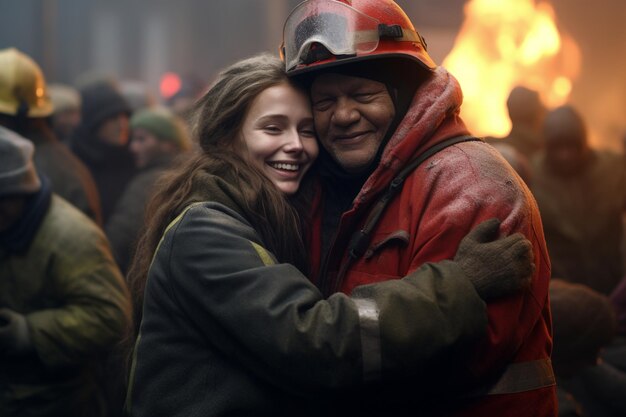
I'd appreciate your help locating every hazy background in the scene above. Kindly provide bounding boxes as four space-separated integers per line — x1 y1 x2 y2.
1 0 625 148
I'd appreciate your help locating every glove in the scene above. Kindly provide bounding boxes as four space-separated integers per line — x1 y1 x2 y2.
454 218 534 301
0 308 33 355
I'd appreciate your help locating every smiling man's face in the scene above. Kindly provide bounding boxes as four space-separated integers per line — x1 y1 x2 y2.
310 73 395 174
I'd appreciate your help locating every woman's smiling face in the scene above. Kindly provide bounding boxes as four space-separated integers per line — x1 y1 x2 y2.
240 82 318 195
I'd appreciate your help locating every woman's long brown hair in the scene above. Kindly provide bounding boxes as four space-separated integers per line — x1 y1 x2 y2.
126 53 313 331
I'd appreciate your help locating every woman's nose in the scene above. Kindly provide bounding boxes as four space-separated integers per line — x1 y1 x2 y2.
283 129 304 152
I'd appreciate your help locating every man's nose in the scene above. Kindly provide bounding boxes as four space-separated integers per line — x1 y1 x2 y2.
331 98 359 126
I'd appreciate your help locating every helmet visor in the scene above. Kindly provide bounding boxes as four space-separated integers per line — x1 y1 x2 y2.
283 0 380 71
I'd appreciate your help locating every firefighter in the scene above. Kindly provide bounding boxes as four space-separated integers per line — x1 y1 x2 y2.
281 0 556 415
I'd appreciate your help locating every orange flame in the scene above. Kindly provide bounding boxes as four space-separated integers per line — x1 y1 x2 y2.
443 0 581 137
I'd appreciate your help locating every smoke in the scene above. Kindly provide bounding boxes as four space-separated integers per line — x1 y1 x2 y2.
551 0 626 150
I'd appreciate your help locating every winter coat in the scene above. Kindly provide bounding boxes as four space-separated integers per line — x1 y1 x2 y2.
9 124 103 225
0 195 132 417
127 169 490 417
308 67 556 416
105 156 173 274
531 150 626 295
71 128 136 225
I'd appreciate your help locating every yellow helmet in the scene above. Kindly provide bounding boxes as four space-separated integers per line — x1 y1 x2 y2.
0 48 54 118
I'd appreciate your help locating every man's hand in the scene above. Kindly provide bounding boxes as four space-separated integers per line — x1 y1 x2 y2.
0 308 33 355
454 218 534 301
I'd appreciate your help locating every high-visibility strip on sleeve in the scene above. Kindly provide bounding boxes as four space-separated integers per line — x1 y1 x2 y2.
353 297 382 382
250 241 275 266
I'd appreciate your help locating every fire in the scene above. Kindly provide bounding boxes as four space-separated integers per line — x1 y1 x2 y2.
443 0 581 137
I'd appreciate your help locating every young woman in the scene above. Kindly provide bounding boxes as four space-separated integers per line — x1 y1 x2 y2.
125 54 533 416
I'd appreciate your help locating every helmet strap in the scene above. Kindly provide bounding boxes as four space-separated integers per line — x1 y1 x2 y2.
16 99 29 118
12 99 30 133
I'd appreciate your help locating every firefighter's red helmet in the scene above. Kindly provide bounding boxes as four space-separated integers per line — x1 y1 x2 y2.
281 0 436 76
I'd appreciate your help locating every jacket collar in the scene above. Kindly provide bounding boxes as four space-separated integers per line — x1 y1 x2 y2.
0 176 52 254
355 66 470 206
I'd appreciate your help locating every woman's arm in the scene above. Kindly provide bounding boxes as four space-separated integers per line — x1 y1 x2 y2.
151 202 531 391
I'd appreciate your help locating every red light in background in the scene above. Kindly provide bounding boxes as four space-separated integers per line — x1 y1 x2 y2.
160 72 182 99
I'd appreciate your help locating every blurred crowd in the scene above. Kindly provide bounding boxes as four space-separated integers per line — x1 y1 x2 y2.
0 47 195 417
485 85 626 417
0 46 625 417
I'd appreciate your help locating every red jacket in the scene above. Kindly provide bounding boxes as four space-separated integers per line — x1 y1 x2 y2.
309 67 556 416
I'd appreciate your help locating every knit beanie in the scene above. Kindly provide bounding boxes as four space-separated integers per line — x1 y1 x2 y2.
0 125 41 196
79 80 131 131
130 107 191 151
507 86 545 126
550 279 617 364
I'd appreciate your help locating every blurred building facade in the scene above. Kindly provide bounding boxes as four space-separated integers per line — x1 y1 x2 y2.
1 0 625 149
0 0 463 89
